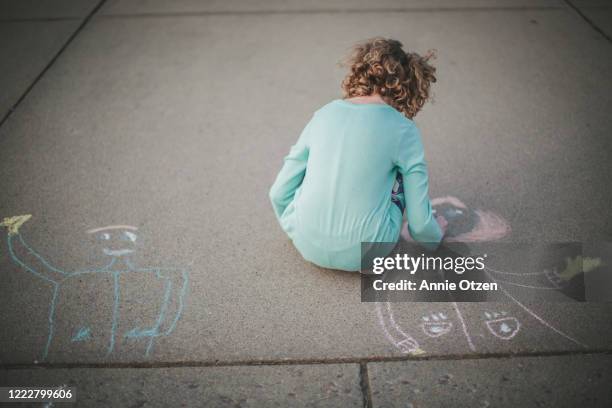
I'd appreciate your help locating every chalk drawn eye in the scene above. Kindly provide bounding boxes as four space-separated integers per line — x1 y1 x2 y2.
123 231 137 242
99 233 111 240
421 312 453 338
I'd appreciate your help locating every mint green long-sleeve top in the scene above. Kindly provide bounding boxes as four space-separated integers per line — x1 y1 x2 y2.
269 99 442 271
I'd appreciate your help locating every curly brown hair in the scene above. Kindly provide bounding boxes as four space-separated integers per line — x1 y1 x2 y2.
340 37 437 119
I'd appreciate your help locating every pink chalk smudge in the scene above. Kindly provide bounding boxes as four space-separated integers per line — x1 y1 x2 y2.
449 209 511 242
401 196 511 243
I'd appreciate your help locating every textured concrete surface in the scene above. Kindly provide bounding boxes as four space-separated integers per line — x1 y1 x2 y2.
100 0 565 16
0 0 610 406
571 1 612 38
0 21 79 120
1 3 611 366
368 354 612 407
0 363 363 407
0 0 99 19
0 0 100 124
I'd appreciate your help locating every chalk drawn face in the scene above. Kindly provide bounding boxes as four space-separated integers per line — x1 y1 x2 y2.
433 196 511 242
432 202 477 238
86 225 138 257
402 196 510 243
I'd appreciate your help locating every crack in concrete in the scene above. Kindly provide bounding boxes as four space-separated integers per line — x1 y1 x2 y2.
0 0 108 129
0 17 82 23
359 362 373 408
1 348 610 371
564 0 612 43
98 6 565 20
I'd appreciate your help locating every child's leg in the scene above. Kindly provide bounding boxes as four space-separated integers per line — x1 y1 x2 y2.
391 172 405 214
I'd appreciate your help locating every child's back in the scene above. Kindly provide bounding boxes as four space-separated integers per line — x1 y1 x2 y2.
270 37 444 271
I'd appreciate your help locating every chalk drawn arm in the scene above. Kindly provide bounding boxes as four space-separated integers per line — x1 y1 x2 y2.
394 126 443 250
1 215 66 283
269 117 313 222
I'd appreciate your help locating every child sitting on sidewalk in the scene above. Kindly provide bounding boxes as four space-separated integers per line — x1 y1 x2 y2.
269 37 447 271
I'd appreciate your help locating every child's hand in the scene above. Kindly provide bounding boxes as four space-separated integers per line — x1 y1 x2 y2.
436 215 448 236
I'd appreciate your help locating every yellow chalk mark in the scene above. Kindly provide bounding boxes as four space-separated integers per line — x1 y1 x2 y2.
0 214 32 235
410 348 426 356
558 256 603 281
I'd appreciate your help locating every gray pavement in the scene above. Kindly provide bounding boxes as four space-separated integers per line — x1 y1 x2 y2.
0 364 364 407
0 0 611 406
570 1 612 38
0 0 100 121
369 354 612 407
100 0 564 15
0 21 76 120
0 0 99 20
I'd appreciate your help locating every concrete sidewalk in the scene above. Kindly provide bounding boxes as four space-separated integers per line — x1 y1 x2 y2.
0 354 610 407
0 0 611 406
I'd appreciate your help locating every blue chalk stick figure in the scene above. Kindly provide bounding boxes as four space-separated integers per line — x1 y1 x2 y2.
1 215 188 360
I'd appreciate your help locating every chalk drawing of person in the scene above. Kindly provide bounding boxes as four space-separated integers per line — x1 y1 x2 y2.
378 196 512 355
377 197 588 355
0 215 188 361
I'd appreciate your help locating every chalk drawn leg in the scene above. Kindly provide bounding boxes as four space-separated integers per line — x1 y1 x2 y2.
114 267 189 357
420 312 453 338
483 311 520 340
452 302 477 352
143 268 188 356
149 268 189 337
375 302 424 355
46 272 116 360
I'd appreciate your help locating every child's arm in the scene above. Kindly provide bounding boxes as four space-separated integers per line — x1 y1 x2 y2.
395 125 443 250
269 118 313 221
